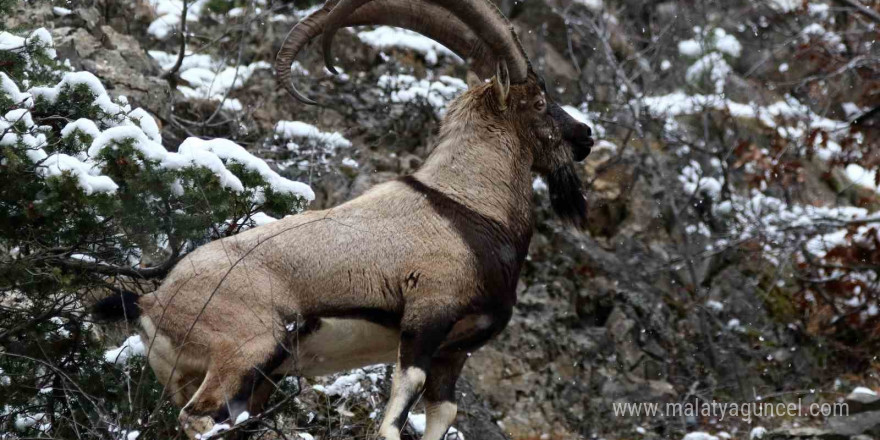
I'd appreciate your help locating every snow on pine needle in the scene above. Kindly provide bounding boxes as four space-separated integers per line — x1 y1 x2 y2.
0 26 314 439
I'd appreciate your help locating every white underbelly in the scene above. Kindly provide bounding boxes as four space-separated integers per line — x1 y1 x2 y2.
279 318 399 377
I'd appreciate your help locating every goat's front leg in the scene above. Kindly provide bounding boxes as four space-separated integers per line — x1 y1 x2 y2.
422 353 467 440
378 321 451 440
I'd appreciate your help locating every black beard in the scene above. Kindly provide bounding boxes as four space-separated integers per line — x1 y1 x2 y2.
546 164 588 229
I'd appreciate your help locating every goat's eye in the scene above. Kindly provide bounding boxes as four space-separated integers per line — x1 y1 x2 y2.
534 99 546 112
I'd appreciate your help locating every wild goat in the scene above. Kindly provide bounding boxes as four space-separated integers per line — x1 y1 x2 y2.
93 0 594 438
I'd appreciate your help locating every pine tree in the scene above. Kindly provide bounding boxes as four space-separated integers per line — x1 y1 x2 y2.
1 23 313 438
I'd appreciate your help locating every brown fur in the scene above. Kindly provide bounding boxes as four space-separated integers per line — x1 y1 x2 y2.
133 73 590 439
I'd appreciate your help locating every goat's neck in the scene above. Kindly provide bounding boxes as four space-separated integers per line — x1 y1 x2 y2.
413 118 534 234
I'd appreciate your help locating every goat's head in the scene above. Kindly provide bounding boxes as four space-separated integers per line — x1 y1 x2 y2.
275 0 594 226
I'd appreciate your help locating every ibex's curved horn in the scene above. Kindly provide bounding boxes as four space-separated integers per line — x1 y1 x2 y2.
275 2 335 105
275 0 529 105
322 0 529 82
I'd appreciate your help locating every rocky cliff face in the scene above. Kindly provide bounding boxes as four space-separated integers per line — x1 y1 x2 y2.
5 0 878 438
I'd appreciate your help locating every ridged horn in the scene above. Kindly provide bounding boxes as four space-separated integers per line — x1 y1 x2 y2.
275 0 529 104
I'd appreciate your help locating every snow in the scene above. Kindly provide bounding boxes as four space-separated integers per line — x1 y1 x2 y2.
61 118 102 140
5 108 35 128
678 28 741 58
844 164 878 193
146 0 209 39
407 413 465 439
15 412 51 432
808 2 830 17
341 157 359 169
712 28 742 58
275 121 352 150
8 64 303 200
0 31 26 51
640 93 847 160
313 365 386 399
0 367 10 386
31 71 128 116
767 0 800 12
127 108 162 143
357 27 462 66
3 105 120 195
533 177 548 192
750 427 767 440
0 28 55 58
573 0 603 12
594 140 617 152
196 422 230 439
104 335 146 364
250 212 279 226
89 126 167 161
685 53 732 94
849 386 878 397
680 161 722 200
163 144 245 192
677 40 702 57
178 137 315 201
148 50 269 109
53 6 73 16
234 411 250 425
562 105 592 125
660 59 672 71
177 61 270 104
1 72 32 107
378 74 467 115
705 300 724 311
40 153 119 194
683 433 719 440
801 23 845 52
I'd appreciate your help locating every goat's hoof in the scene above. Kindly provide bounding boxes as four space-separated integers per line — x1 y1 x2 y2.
179 411 218 439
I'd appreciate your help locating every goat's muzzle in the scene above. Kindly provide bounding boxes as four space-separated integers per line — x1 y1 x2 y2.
548 102 594 162
567 122 593 162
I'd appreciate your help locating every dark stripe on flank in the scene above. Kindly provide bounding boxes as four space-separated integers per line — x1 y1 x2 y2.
398 175 529 304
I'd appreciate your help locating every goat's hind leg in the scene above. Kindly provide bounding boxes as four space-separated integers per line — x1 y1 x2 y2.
178 334 290 439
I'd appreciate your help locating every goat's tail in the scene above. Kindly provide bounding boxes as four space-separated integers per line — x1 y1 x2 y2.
91 290 141 322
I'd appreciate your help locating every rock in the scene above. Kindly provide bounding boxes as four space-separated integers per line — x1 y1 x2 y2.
825 410 880 437
766 427 845 440
847 390 880 414
51 26 171 133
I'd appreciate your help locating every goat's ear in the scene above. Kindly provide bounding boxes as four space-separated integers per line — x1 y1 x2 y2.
493 61 510 111
466 70 483 89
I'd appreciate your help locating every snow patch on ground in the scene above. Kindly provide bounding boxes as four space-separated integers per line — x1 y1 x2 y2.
407 413 465 439
146 0 209 39
377 74 467 115
313 365 386 399
849 386 878 398
149 50 269 110
683 432 719 440
358 26 462 66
